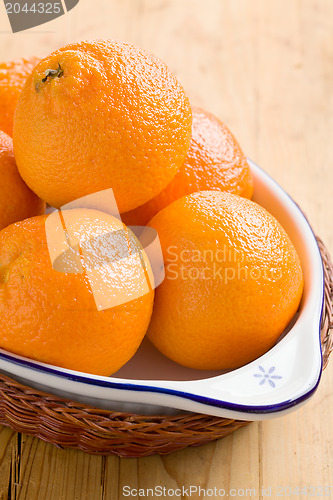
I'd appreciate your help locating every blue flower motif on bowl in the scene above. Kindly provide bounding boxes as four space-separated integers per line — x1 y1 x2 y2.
254 366 282 388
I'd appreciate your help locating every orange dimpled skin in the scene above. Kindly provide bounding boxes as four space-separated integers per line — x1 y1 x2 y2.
0 56 40 136
122 107 253 227
0 212 154 375
147 191 304 371
0 131 45 230
13 39 192 213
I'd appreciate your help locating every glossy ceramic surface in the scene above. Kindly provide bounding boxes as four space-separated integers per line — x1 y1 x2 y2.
0 160 324 420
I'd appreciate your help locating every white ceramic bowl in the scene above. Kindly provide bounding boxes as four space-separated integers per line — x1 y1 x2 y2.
0 160 324 420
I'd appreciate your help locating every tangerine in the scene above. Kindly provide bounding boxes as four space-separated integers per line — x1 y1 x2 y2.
13 40 192 212
0 56 39 136
122 106 253 227
147 191 303 370
0 130 44 230
0 209 154 375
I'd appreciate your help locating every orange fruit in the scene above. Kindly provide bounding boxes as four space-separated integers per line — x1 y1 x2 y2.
0 56 39 136
0 130 45 230
147 191 303 371
122 106 253 227
0 209 154 375
13 39 192 212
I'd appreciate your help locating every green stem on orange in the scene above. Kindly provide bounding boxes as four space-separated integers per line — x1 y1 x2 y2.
41 63 64 83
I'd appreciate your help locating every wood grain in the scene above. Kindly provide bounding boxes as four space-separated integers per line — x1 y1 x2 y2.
0 0 332 498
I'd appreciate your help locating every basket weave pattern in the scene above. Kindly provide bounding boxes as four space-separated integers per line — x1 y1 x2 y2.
0 238 332 457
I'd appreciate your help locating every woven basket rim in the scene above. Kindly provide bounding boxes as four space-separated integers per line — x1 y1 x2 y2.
0 236 331 457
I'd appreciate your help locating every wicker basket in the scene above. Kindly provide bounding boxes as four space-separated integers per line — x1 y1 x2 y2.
0 237 331 458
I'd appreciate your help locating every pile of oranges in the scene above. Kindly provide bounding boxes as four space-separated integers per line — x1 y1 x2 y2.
0 39 303 376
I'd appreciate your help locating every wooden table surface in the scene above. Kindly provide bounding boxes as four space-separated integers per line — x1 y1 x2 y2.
0 1 332 498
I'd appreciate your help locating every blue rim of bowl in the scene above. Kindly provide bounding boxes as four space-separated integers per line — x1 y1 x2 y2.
0 161 325 415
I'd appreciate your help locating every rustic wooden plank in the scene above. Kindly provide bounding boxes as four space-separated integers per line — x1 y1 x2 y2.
260 363 333 497
0 427 18 500
253 0 333 495
103 424 259 498
12 435 105 500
